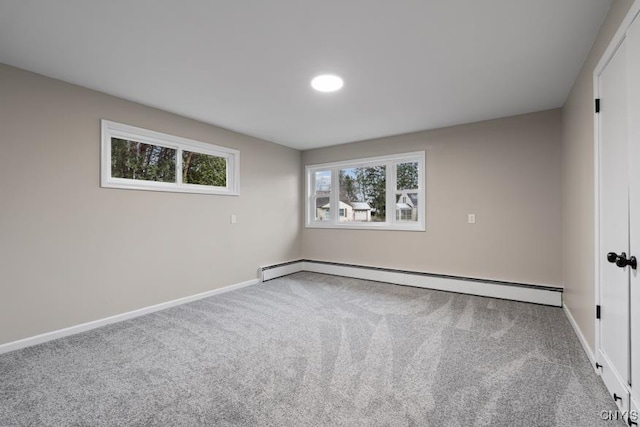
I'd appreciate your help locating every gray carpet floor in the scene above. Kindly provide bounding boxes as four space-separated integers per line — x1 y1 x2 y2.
0 272 623 426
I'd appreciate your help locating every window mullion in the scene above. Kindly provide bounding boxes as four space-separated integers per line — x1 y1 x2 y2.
176 147 183 186
331 168 340 224
309 169 316 225
419 157 425 227
387 161 395 226
224 157 229 190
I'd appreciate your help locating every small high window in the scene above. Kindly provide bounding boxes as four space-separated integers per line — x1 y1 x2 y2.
101 120 239 195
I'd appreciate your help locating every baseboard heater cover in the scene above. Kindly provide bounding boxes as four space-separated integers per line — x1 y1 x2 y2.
261 259 563 307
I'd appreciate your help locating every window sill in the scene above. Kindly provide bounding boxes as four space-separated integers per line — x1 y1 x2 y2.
305 223 426 232
102 179 239 196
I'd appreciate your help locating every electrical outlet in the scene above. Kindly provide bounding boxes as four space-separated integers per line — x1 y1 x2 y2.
230 214 237 224
468 213 476 224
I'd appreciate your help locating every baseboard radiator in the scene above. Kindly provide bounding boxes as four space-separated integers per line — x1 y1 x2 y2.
260 259 563 307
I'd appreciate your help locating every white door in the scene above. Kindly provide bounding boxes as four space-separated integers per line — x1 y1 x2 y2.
627 14 640 416
598 37 630 412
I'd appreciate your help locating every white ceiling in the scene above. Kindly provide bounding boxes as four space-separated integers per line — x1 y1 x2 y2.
0 0 612 150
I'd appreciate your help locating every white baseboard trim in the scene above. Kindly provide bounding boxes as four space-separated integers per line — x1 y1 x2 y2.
562 303 596 369
0 278 259 355
261 260 563 306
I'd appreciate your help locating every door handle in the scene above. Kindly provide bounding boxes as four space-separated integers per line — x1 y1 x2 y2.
607 252 637 269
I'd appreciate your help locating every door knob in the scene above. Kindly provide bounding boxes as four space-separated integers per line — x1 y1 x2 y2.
625 255 637 269
607 252 637 270
616 252 637 269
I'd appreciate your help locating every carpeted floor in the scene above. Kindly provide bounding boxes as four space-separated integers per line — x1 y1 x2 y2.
0 272 623 426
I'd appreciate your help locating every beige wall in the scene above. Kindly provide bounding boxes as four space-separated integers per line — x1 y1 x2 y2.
302 109 563 287
0 64 301 345
562 0 633 351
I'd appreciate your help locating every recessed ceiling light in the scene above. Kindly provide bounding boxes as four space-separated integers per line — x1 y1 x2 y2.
311 74 344 92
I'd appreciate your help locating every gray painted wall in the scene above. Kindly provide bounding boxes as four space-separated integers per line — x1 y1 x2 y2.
301 109 563 287
0 64 302 345
561 0 633 351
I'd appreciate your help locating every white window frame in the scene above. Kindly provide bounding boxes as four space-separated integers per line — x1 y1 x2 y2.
305 151 425 231
101 120 240 195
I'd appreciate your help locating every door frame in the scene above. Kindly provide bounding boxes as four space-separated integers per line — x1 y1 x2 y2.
593 0 640 414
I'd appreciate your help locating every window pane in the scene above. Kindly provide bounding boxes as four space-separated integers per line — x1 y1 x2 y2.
339 165 386 222
182 150 227 187
314 170 331 221
395 191 419 222
397 162 419 190
111 138 176 182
